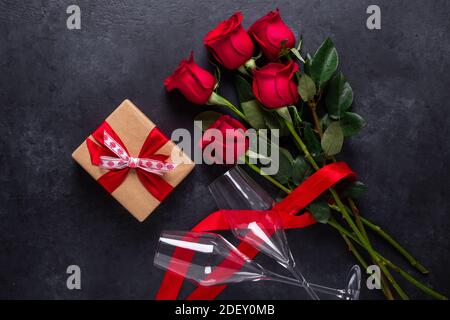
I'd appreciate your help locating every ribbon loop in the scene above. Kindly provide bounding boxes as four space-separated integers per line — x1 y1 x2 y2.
98 130 177 175
86 122 176 200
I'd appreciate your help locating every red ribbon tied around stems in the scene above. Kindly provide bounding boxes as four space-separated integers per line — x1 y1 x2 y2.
156 161 356 300
86 121 176 202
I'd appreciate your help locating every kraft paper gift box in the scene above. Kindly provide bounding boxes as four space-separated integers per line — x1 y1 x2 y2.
72 99 195 222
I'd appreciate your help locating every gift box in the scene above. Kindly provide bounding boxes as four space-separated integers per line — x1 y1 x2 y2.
72 99 195 222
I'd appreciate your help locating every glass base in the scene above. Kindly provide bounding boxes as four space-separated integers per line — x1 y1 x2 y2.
344 265 361 300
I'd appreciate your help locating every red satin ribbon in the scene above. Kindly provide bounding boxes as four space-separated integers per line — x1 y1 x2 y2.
156 161 356 300
86 121 174 202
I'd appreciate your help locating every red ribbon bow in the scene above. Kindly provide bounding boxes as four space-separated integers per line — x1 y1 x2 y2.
86 121 175 202
156 162 356 300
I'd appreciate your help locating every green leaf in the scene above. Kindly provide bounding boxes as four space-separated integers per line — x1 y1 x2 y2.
326 72 353 119
342 181 368 199
321 121 344 156
241 100 267 129
234 74 255 102
291 156 313 185
309 200 331 224
303 123 322 156
272 147 294 185
297 74 316 102
308 38 338 87
321 114 332 130
340 112 365 137
194 111 223 132
234 74 268 130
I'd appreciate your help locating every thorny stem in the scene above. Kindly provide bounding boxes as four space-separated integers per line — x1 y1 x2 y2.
328 217 399 299
306 98 427 296
284 118 409 299
347 198 394 299
328 220 448 300
346 196 393 298
348 199 369 244
329 203 429 274
307 101 324 138
330 189 409 299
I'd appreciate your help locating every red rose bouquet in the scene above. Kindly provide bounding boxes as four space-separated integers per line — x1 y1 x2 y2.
164 10 447 300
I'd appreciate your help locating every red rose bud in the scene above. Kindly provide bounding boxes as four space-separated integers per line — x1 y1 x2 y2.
204 12 255 70
252 60 299 109
164 52 217 105
249 9 296 61
200 115 249 164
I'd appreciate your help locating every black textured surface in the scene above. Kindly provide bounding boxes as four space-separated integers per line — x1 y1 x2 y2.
0 0 449 300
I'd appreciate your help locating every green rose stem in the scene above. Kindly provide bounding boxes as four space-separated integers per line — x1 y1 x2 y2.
283 118 409 299
244 154 445 300
305 102 372 244
339 232 369 270
328 218 448 300
306 98 429 275
305 100 372 248
346 198 395 299
305 94 427 298
329 203 430 274
307 111 394 299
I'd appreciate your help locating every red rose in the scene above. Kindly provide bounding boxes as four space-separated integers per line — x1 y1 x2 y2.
204 12 255 70
164 52 216 105
252 60 299 109
249 9 295 61
200 115 249 164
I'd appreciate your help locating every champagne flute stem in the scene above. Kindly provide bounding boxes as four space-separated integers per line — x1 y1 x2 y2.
287 265 320 300
266 271 347 298
308 283 347 299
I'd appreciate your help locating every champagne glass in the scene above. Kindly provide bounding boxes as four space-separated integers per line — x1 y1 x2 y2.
154 231 312 287
208 165 361 300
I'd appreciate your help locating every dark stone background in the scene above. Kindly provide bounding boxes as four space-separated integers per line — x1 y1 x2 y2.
0 0 449 300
